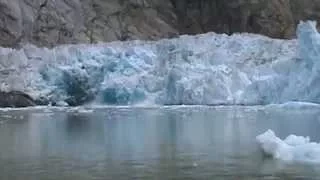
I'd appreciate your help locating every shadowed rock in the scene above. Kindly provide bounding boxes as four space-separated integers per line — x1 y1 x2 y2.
0 91 36 108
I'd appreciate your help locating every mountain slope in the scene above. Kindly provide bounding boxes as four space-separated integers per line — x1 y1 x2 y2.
1 0 320 47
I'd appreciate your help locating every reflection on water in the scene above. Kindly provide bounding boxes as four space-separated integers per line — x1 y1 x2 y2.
0 107 320 179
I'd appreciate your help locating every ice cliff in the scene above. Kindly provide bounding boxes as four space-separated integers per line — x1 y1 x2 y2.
0 21 319 106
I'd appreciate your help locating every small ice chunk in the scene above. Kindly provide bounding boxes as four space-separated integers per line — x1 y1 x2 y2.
256 130 293 161
256 130 320 163
77 108 94 113
56 101 69 107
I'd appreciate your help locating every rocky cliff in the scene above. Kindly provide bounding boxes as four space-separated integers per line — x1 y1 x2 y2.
0 0 320 47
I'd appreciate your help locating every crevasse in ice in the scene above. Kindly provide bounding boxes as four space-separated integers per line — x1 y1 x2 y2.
0 21 319 106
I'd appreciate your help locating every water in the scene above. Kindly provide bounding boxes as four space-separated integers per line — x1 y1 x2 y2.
1 106 320 180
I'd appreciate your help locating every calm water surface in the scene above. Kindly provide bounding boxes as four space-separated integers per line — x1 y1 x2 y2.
1 106 320 180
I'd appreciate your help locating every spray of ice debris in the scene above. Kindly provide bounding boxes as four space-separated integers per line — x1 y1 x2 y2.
257 130 320 163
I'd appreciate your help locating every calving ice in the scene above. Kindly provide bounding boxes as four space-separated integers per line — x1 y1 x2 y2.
0 21 319 106
257 130 320 163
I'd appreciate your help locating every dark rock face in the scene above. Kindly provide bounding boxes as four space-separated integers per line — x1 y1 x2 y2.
0 0 320 47
0 91 36 107
173 0 295 38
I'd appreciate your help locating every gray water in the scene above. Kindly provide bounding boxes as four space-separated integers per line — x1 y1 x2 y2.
1 106 320 180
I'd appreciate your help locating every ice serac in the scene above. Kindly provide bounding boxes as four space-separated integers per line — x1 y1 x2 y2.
0 21 320 106
257 130 320 163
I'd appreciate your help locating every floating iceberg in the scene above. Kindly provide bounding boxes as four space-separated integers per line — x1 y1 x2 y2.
0 21 319 106
256 130 320 163
265 101 320 110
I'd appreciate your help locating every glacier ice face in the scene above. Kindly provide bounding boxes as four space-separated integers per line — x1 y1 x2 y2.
0 21 319 106
257 130 320 163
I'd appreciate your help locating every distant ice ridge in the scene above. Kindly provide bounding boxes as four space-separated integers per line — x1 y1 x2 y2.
257 130 320 163
0 21 319 106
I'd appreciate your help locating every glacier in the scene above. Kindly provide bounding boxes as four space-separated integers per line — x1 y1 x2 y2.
0 21 319 106
257 130 320 163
